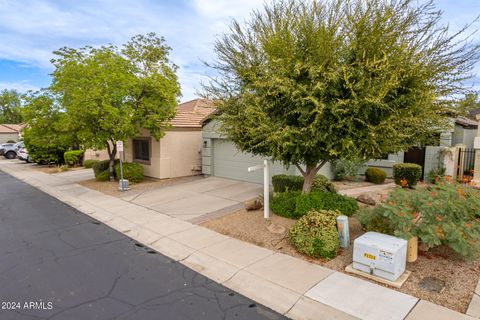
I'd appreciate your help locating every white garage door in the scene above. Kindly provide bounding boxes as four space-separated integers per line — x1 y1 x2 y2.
213 139 293 184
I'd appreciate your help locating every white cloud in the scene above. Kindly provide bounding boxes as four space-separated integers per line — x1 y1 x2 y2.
0 81 40 92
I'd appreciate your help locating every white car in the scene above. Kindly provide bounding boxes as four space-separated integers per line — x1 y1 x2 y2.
17 148 32 163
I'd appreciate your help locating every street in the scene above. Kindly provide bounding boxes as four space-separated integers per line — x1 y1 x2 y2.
0 171 284 320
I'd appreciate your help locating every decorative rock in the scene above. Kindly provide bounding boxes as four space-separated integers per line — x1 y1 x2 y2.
245 199 262 211
419 277 445 293
266 223 286 235
356 192 381 206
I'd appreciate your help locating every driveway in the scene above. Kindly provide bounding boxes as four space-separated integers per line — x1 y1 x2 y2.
122 177 263 223
0 171 283 320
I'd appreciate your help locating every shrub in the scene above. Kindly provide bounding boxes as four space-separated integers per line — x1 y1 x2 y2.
92 159 119 179
272 174 336 193
114 162 144 183
312 174 336 193
426 167 446 184
365 167 387 184
271 191 358 218
393 163 422 187
357 181 480 259
83 159 99 169
270 190 300 218
6 140 16 143
355 207 394 235
288 209 340 259
95 169 110 181
64 150 84 166
331 159 366 181
272 175 304 192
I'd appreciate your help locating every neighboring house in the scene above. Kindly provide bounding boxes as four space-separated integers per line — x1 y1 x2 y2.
202 119 333 184
119 99 216 179
0 124 25 144
451 116 477 148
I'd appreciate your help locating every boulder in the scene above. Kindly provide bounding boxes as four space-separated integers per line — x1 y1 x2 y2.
356 192 381 206
245 199 262 211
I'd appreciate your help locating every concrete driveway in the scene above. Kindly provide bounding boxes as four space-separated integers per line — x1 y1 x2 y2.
122 177 262 223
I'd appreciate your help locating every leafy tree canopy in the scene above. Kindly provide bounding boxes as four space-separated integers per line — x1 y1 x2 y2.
0 89 23 123
22 91 74 164
50 33 181 180
204 0 480 192
457 92 480 118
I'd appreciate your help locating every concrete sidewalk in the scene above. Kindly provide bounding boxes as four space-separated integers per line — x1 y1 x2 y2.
0 160 475 320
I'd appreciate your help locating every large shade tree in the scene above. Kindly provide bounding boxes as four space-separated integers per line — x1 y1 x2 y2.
51 33 180 180
204 0 480 192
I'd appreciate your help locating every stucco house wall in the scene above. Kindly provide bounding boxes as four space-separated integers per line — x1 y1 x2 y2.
123 128 203 179
0 132 20 144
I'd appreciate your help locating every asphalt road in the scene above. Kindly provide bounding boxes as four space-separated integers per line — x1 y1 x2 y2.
0 171 286 320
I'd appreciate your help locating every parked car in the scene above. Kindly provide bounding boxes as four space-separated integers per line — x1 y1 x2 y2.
0 143 14 156
2 141 25 159
17 148 32 163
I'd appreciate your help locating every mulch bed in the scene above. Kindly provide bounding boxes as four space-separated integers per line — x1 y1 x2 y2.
202 209 479 313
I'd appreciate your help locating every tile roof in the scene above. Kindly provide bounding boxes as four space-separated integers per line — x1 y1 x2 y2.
170 99 216 128
0 123 25 134
455 116 478 129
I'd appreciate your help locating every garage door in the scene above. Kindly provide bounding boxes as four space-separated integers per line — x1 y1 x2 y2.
212 139 274 184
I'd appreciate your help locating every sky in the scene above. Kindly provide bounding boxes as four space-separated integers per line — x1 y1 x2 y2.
0 0 479 102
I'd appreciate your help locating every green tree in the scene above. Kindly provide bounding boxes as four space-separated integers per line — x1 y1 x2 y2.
51 33 180 180
22 91 73 164
457 92 480 117
0 89 23 123
204 0 480 193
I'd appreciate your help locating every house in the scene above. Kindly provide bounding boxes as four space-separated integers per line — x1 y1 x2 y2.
119 99 216 179
0 124 25 144
202 116 477 183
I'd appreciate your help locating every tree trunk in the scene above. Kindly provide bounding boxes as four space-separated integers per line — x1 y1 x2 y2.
298 161 327 194
106 141 117 182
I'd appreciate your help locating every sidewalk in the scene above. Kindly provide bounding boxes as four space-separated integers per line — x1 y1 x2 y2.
0 161 475 320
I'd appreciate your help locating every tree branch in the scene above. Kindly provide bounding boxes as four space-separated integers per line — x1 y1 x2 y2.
295 163 306 176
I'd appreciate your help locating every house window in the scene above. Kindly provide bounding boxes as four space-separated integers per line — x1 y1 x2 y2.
133 138 151 164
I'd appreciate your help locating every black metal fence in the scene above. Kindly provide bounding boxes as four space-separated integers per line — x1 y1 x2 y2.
456 148 475 184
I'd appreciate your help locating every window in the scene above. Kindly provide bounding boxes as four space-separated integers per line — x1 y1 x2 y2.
133 138 151 164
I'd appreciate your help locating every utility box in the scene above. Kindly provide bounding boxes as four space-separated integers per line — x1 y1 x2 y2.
353 232 407 282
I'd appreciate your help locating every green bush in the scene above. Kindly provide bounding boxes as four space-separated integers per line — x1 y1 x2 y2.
83 159 99 169
365 167 387 184
272 175 304 192
92 159 119 179
288 210 340 259
312 174 336 193
272 174 336 193
355 207 394 235
95 169 110 181
114 162 144 183
271 191 358 218
426 167 446 184
6 140 16 143
357 181 480 259
393 163 422 187
64 150 84 166
270 190 300 218
331 159 366 181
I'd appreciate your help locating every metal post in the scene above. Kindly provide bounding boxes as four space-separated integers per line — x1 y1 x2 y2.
263 159 269 219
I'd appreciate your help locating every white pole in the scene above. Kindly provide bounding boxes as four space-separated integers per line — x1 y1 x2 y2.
263 159 269 219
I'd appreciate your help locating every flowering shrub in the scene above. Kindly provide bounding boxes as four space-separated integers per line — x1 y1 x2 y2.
357 179 480 259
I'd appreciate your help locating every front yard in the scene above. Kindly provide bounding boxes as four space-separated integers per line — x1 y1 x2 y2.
202 207 480 313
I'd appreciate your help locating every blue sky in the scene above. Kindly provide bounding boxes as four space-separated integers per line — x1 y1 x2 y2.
0 0 479 101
